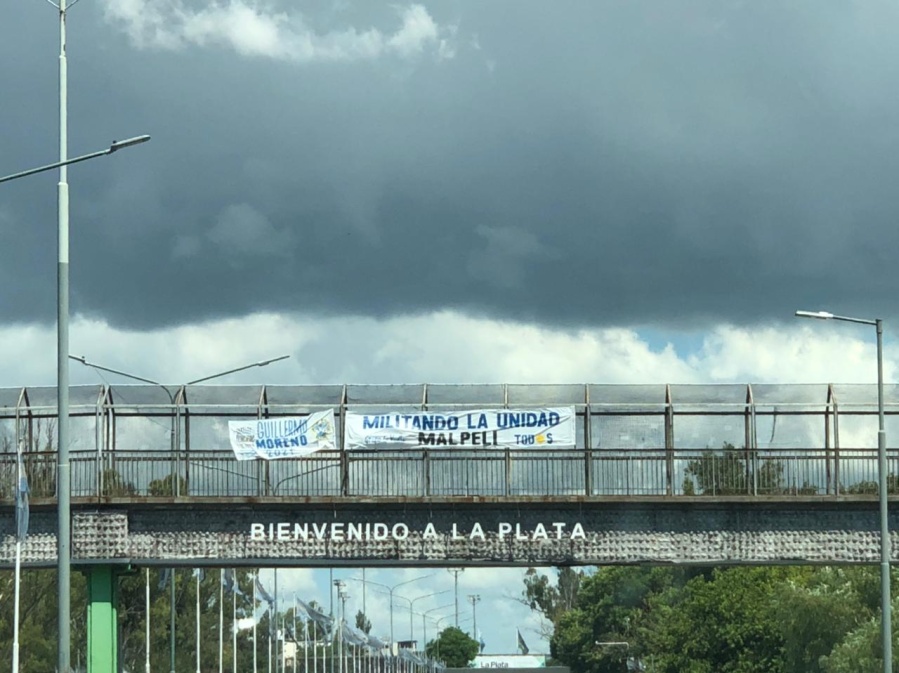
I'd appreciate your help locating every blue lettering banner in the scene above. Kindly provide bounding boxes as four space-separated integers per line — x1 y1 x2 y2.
228 410 336 460
344 407 576 450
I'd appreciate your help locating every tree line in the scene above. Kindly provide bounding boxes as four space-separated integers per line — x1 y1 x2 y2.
527 564 897 673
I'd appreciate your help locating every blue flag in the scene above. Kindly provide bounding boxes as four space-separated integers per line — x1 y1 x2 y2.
158 568 172 591
223 568 244 596
297 598 334 632
256 577 275 605
15 454 29 541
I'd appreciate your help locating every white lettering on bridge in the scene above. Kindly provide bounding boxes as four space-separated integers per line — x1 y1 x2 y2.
248 521 587 542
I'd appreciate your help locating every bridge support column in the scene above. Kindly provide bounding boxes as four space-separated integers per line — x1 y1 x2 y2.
87 566 118 673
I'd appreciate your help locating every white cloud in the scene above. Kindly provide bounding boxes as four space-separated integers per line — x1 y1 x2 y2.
387 5 439 57
101 1 454 63
690 324 890 384
0 310 891 388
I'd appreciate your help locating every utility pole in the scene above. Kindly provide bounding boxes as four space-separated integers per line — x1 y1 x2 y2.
466 595 480 639
447 569 463 628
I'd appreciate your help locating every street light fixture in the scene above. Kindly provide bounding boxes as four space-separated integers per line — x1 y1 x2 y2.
466 595 480 640
796 308 891 673
2 2 157 671
392 589 452 643
0 135 151 184
435 612 471 631
71 353 290 673
346 573 436 648
2 138 152 673
1 128 151 673
419 603 457 648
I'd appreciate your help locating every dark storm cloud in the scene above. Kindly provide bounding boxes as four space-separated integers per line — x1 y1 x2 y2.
3 0 899 330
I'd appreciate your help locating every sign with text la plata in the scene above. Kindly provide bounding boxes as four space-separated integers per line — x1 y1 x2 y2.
344 407 576 450
229 410 336 460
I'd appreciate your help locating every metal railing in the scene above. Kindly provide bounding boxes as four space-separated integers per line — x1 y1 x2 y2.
1 446 895 501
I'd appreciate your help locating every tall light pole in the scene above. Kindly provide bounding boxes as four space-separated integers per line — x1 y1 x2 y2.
0 89 150 673
346 573 435 648
796 309 891 672
0 4 153 673
72 353 290 673
446 569 463 628
466 595 480 640
57 3 72 668
334 580 347 673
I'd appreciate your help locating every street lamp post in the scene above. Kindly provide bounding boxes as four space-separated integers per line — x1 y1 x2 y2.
420 603 456 648
0 5 153 662
466 595 480 640
334 580 347 673
446 569 463 628
392 590 451 644
1 125 151 673
71 353 290 673
347 573 435 649
796 309 891 672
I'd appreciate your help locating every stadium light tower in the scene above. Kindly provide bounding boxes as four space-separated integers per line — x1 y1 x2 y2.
795 309 891 673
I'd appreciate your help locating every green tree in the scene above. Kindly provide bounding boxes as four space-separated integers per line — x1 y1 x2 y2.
522 567 585 639
551 567 681 673
149 473 188 496
0 568 89 673
682 442 801 495
819 618 887 673
773 567 872 673
101 467 136 496
105 566 261 673
643 567 792 673
426 626 480 667
356 610 372 634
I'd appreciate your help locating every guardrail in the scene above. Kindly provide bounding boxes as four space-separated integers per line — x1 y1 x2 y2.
0 446 894 500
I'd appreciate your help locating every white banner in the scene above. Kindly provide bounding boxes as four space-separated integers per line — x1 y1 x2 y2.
229 410 336 460
344 407 576 450
473 655 547 668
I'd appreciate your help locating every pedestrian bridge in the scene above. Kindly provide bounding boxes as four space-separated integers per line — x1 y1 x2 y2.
3 382 899 568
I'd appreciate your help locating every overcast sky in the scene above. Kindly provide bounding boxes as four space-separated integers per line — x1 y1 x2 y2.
4 0 899 657
4 0 899 335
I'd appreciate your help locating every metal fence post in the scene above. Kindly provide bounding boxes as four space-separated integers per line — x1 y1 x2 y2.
665 385 674 495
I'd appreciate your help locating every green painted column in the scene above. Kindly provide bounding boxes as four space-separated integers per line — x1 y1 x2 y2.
87 566 117 673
